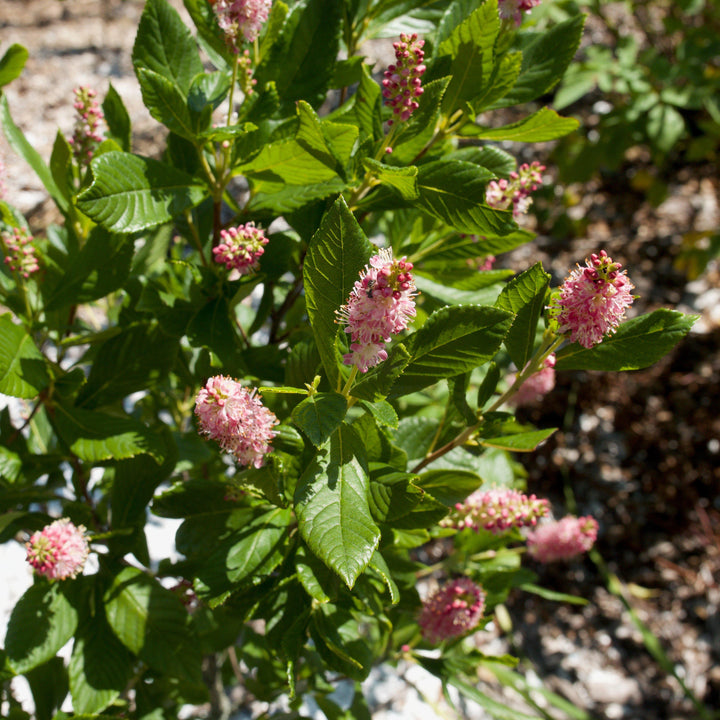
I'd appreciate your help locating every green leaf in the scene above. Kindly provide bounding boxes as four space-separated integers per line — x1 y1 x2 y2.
0 43 28 88
353 64 383 141
52 403 166 463
42 227 134 311
104 566 201 683
295 543 338 603
646 102 686 154
152 479 230 518
415 160 517 236
132 0 203 93
414 468 483 507
76 323 178 408
448 676 540 720
26 656 67 720
495 263 550 368
253 0 342 108
5 583 79 674
292 392 347 447
464 106 579 142
310 603 373 681
69 612 133 715
193 507 293 601
102 83 131 151
296 100 349 181
77 152 206 233
479 427 556 452
357 399 398 428
0 95 69 213
349 344 412 403
295 424 380 588
368 469 448 528
0 314 50 398
136 67 196 140
367 551 399 604
437 1 500 116
362 158 419 201
390 305 513 396
186 295 240 367
303 196 373 389
494 15 586 108
555 309 697 371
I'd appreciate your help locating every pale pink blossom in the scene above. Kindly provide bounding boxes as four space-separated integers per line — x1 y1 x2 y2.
442 487 549 534
486 162 545 218
68 86 105 166
195 375 278 468
499 0 542 26
382 33 426 125
212 0 272 50
26 519 90 580
527 515 599 563
507 353 556 407
3 227 40 278
419 577 485 644
552 250 635 348
336 248 417 372
213 222 268 277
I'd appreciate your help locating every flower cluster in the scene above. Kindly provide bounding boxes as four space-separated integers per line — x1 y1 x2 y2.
212 0 272 51
212 222 269 277
419 577 485 644
3 227 40 278
442 487 549 534
26 519 90 580
498 0 542 26
552 250 635 348
382 33 426 125
485 161 545 217
195 375 278 468
68 86 105 166
507 353 556 408
527 515 599 563
336 248 417 373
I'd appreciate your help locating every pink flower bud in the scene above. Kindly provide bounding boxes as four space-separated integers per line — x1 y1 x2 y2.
419 578 485 644
195 375 278 468
336 248 417 373
527 515 599 562
442 487 549 534
212 222 269 277
3 227 40 278
69 86 105 167
551 250 635 348
26 519 90 580
213 0 272 51
383 33 425 123
499 0 542 26
486 161 545 218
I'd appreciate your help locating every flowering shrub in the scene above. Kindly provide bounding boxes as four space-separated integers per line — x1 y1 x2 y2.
0 0 696 718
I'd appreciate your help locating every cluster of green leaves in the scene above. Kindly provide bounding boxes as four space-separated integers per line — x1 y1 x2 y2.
0 0 696 718
544 0 720 184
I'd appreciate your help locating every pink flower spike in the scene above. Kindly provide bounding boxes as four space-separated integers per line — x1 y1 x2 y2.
383 33 426 123
552 250 635 348
442 487 549 534
69 86 105 167
213 222 269 277
419 577 486 644
486 161 545 218
195 375 278 468
336 248 417 372
26 519 90 580
212 0 272 51
3 227 40 278
526 515 599 563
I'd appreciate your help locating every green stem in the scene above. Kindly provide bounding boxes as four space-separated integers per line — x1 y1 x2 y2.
184 210 209 267
411 335 564 473
486 335 564 413
340 366 358 397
